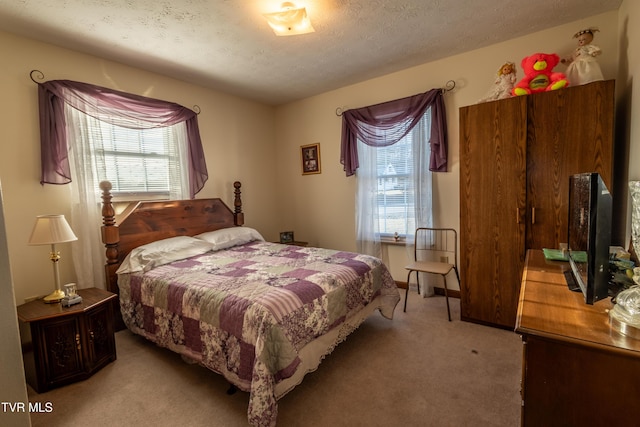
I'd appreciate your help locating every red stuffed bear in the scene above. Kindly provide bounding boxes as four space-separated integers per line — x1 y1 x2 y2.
512 53 569 96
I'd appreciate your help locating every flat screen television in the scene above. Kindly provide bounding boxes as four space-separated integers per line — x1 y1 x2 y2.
567 172 612 304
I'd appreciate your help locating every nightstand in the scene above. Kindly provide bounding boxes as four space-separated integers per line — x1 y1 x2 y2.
17 287 117 393
274 241 308 246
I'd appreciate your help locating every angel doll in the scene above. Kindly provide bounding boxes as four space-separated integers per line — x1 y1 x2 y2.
562 27 604 85
478 61 517 103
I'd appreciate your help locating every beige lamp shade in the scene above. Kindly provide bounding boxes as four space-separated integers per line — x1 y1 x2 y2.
263 2 314 36
28 215 78 245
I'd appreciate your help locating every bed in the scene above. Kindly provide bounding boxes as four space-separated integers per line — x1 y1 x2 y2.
99 181 400 427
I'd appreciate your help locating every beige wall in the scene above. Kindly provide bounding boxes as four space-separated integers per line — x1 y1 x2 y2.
0 9 632 304
274 11 621 282
0 31 279 304
618 1 640 241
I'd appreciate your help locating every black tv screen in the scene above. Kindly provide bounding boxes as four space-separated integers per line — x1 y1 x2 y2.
567 172 611 304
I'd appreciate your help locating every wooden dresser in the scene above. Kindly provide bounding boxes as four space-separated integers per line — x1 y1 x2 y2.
516 250 640 426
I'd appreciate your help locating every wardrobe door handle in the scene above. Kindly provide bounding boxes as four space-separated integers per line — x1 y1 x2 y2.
531 207 536 224
516 208 520 224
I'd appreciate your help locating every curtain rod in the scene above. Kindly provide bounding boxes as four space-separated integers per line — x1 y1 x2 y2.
335 79 456 117
30 69 45 83
28 69 202 115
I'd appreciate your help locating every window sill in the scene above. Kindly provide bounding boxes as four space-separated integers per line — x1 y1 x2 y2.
111 193 169 203
381 238 407 246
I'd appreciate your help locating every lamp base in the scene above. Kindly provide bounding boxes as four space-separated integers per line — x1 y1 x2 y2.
43 289 65 304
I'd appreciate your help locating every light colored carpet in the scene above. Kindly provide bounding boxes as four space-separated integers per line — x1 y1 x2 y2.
28 291 522 426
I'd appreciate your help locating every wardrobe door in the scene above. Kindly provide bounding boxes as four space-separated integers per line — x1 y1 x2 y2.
459 96 528 328
526 80 614 251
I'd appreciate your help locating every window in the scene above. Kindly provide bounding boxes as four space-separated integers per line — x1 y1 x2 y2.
341 88 444 257
376 135 416 236
67 105 189 201
37 78 206 289
358 109 431 239
95 122 187 199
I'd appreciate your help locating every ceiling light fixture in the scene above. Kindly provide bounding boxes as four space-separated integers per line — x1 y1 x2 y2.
263 2 315 36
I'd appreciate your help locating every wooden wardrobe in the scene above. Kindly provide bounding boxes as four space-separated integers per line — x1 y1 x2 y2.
459 80 615 329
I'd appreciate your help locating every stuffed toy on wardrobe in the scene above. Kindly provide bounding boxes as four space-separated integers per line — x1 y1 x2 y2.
561 27 604 85
478 61 517 103
512 53 568 96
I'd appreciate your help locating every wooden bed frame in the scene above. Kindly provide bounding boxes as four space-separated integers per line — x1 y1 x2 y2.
98 179 399 425
99 180 244 327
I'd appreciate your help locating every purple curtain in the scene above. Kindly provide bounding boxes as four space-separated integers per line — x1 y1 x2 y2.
37 80 208 198
340 88 448 176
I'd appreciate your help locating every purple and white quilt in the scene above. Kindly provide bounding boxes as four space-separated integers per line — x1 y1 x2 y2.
118 241 400 426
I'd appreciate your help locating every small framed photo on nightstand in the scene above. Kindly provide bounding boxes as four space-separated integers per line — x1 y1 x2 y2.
280 231 294 244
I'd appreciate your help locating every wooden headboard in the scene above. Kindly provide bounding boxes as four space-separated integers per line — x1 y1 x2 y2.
100 180 244 298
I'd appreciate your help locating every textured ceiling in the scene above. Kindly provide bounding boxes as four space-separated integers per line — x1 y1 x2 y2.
0 0 622 105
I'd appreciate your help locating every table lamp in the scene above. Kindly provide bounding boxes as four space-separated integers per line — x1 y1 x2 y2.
28 214 78 303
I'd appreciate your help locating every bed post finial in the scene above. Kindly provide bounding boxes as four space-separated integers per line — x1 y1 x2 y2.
234 181 244 226
100 181 114 225
100 180 119 267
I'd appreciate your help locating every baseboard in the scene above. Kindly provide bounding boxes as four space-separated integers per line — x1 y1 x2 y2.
396 280 408 289
434 287 461 299
396 281 460 299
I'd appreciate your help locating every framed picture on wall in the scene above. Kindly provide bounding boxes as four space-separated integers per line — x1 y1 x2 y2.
301 143 321 175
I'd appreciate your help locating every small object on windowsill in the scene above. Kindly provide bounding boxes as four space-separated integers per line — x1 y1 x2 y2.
381 235 405 245
394 232 400 242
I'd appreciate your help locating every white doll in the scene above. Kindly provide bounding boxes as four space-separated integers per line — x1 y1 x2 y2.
562 27 604 85
478 62 517 103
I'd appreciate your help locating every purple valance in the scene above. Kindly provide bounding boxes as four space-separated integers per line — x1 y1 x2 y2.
339 88 448 176
37 79 208 198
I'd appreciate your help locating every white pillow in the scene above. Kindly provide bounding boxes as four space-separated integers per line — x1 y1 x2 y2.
195 227 264 251
116 236 213 274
